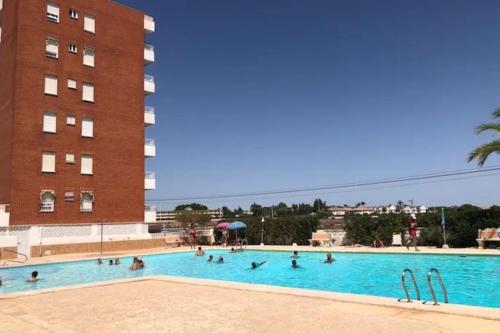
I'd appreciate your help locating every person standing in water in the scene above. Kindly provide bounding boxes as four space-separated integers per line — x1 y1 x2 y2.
406 214 419 251
189 228 197 250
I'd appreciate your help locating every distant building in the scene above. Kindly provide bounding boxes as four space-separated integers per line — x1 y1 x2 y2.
328 204 427 219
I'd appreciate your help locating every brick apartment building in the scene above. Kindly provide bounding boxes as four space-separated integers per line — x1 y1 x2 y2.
0 0 159 258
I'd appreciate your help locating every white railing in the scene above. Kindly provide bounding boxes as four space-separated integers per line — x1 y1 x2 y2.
144 15 155 34
0 204 9 227
145 139 156 157
144 43 155 64
144 106 155 126
144 74 155 94
145 172 156 190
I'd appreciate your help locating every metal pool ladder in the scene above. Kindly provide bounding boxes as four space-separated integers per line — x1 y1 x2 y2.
423 268 448 305
398 268 421 303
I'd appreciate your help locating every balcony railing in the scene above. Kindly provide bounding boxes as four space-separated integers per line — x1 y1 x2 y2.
0 204 9 227
145 138 156 157
144 15 155 34
145 205 157 223
144 74 155 95
145 106 155 126
145 171 156 190
144 43 155 65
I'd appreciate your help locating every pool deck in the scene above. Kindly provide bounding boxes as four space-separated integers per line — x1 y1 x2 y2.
1 245 499 332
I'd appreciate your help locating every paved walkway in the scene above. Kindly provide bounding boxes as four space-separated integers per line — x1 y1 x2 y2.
1 279 499 333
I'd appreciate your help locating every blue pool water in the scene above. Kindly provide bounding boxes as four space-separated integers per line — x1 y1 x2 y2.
0 250 499 308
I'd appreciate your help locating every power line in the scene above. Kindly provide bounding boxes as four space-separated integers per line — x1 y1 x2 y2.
147 165 500 202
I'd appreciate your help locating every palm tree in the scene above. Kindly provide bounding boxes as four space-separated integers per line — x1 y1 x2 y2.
468 109 500 166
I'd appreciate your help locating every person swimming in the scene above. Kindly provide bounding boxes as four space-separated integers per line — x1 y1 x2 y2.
195 246 205 256
324 252 335 263
216 256 224 264
208 255 214 262
251 261 267 269
27 271 39 282
291 259 299 269
114 258 120 265
129 257 144 271
291 251 299 259
109 260 114 266
97 258 103 265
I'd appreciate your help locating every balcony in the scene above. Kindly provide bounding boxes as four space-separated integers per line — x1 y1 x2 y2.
145 205 156 223
144 15 155 34
144 44 155 65
0 204 10 227
145 106 155 126
145 172 156 190
144 74 155 95
145 138 156 157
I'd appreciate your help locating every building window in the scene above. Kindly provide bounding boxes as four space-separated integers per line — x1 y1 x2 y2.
42 152 56 173
68 43 78 53
47 3 60 23
83 48 95 67
45 38 58 58
42 112 57 133
66 115 76 126
64 191 75 202
69 8 78 19
80 192 93 212
65 153 75 164
82 83 94 102
67 78 77 89
44 75 58 96
81 118 93 138
81 155 93 175
40 191 56 212
84 14 95 33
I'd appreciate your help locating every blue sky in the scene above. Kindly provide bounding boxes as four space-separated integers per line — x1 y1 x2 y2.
121 0 500 209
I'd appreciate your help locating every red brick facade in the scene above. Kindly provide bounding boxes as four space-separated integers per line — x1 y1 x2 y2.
0 0 148 225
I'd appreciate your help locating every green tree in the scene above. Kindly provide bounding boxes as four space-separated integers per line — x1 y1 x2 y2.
174 203 208 211
313 198 327 211
176 210 212 231
250 203 263 217
468 109 500 166
222 206 234 218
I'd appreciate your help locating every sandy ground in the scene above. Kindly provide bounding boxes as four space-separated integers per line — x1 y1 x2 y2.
1 279 499 333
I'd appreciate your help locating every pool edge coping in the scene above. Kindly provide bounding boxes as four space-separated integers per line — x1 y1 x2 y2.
0 275 499 321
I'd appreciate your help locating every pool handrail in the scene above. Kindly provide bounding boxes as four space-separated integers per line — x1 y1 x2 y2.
423 268 448 305
397 268 421 303
0 248 28 265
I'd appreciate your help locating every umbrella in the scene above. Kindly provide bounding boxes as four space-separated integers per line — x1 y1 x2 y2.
228 221 246 230
216 222 230 229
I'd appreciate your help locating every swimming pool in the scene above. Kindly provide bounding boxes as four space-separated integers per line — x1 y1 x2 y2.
1 250 499 308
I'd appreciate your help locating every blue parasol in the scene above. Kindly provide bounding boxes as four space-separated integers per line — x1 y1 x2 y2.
228 221 247 230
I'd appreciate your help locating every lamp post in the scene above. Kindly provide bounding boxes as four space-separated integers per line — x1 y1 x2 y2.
260 217 265 246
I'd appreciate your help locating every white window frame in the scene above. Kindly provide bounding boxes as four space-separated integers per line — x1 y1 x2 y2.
68 43 78 53
40 191 56 212
45 37 59 58
83 48 95 67
42 152 56 173
42 112 57 133
67 78 77 89
65 153 75 164
80 192 94 212
84 14 95 33
69 8 78 19
64 191 75 202
82 83 94 102
81 155 93 175
44 75 58 96
47 3 60 23
81 118 94 138
66 115 76 126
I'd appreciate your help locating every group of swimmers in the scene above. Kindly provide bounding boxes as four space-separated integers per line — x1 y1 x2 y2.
97 257 121 266
196 247 336 269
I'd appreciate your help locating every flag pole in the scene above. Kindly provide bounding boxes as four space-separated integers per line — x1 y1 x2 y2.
441 208 449 249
